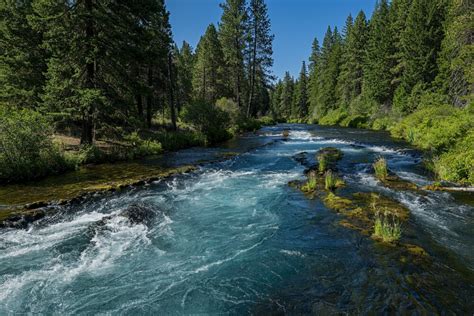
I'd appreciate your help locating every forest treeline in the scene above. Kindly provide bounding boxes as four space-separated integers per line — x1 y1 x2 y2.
272 0 473 185
0 0 275 183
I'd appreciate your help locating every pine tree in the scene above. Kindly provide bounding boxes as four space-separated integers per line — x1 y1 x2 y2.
294 61 309 119
436 0 473 107
308 38 321 117
271 80 283 118
400 0 447 94
246 0 274 117
362 0 393 107
279 72 294 118
0 0 47 108
175 41 195 109
338 11 368 109
192 24 226 104
218 0 248 109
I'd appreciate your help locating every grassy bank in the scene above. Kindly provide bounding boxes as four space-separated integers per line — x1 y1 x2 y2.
0 106 275 184
314 104 474 186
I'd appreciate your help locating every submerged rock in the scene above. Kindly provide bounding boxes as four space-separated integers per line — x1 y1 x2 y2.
119 203 156 225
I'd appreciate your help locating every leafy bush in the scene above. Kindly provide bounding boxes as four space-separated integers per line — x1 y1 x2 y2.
391 105 473 152
155 130 206 151
182 101 232 144
371 116 397 131
319 108 348 126
340 115 368 128
373 211 402 243
373 157 388 181
0 108 73 183
124 132 163 158
434 130 474 185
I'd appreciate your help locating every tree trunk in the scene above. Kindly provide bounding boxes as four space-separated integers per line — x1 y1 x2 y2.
167 53 177 131
146 67 153 128
81 0 95 145
247 23 258 118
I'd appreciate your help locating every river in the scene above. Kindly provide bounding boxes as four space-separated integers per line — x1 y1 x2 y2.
0 124 473 314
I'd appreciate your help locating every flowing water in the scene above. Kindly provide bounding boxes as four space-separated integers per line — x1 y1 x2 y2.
1 124 473 314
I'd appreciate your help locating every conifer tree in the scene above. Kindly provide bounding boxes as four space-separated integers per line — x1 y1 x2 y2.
362 0 393 107
192 24 226 104
218 0 248 108
175 41 195 109
400 0 447 95
338 11 368 109
435 0 473 107
246 0 274 117
279 72 294 118
0 0 47 108
294 61 309 119
308 38 321 116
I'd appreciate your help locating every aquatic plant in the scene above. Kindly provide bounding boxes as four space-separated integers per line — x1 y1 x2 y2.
317 147 343 173
324 170 344 191
318 155 328 173
373 157 388 181
301 176 317 192
373 211 402 243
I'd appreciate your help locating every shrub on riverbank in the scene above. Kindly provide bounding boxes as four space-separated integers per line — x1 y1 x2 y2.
390 105 474 185
0 108 73 183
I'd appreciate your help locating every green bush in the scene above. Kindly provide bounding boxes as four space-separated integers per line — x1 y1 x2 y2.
182 101 232 144
0 108 73 183
391 105 473 152
319 108 348 126
155 130 206 151
371 116 397 131
434 130 474 185
340 115 368 128
124 132 163 158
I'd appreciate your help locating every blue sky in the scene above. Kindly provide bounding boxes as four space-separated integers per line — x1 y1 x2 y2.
167 0 376 80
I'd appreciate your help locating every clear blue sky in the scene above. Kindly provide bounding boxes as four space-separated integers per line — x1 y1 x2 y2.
167 0 376 80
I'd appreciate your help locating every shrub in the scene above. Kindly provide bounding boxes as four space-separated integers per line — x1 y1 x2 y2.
371 116 397 131
434 130 474 185
373 211 402 243
373 157 388 181
0 108 73 183
340 115 368 128
319 108 348 126
182 101 232 144
124 132 163 158
155 130 206 151
391 105 473 152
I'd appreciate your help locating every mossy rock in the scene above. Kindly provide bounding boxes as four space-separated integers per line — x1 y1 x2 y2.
317 147 343 162
352 192 410 222
324 192 353 213
380 173 419 191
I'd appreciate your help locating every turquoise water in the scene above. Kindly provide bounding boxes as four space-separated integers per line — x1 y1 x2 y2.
1 124 473 314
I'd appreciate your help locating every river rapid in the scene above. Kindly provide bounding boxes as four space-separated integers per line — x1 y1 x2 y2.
0 124 473 314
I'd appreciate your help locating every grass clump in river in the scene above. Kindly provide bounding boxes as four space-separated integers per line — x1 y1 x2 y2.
373 157 388 181
301 176 318 192
317 147 343 173
324 170 345 191
373 211 402 243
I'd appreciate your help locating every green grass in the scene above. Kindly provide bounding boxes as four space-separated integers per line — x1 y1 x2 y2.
324 170 337 190
301 176 317 192
373 211 402 243
373 157 388 181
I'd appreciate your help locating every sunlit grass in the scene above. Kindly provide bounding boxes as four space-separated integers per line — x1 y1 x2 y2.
324 170 344 191
373 211 402 242
373 157 388 181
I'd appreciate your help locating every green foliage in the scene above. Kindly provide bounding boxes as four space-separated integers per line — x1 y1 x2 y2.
371 116 396 131
391 105 473 152
155 130 206 152
182 101 231 144
373 157 388 181
324 170 344 191
373 211 402 243
317 147 343 173
0 109 72 183
124 132 163 158
301 176 317 192
319 108 348 126
340 115 368 128
434 130 474 185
